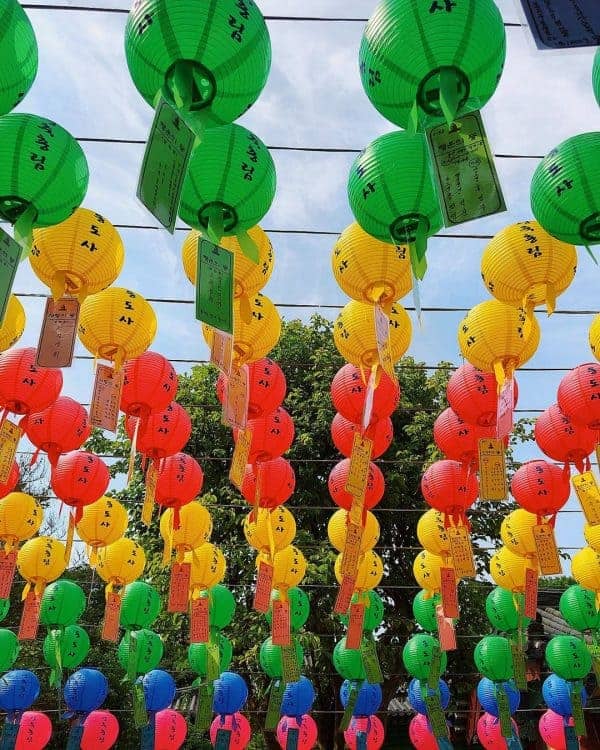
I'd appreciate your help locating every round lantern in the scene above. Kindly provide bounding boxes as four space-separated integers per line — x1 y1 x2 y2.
265 587 310 631
416 509 450 558
572 546 600 594
125 401 191 462
213 672 248 715
283 677 316 718
139 670 176 712
531 132 600 247
30 208 124 301
17 536 66 596
328 458 385 512
188 543 226 594
543 673 588 718
410 713 441 750
539 710 573 750
334 550 384 592
210 712 251 749
0 0 37 116
559 585 600 632
155 452 204 524
0 461 19 499
76 497 128 565
403 636 449 681
78 287 157 369
51 451 110 520
447 363 518 427
340 680 382 718
420 459 478 522
333 638 366 681
118 628 163 675
331 413 393 459
500 509 538 558
339 590 385 633
0 492 42 551
0 295 25 352
589 315 600 363
207 584 236 630
412 590 440 632
160 502 212 563
0 114 88 233
510 459 571 516
344 715 384 750
234 406 294 463
120 351 177 419
241 457 295 509
0 670 40 714
0 347 62 415
477 678 520 718
0 630 19 672
63 669 108 715
269 545 307 592
154 709 187 750
485 587 530 633
474 636 514 682
328 509 380 553
81 710 119 750
478 713 519 750
243 508 296 554
43 625 90 672
96 538 146 592
179 124 276 239
40 580 86 628
16 711 52 750
408 678 450 715
188 633 233 676
22 397 91 465
433 407 496 468
120 582 161 631
558 362 600 430
413 550 457 594
331 363 400 423
260 636 304 679
332 222 411 305
490 546 537 593
458 300 540 385
534 403 595 473
217 357 286 419
545 635 592 681
277 715 318 750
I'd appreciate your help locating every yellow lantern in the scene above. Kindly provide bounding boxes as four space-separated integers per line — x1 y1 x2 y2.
96 538 146 593
413 550 457 593
17 536 67 597
334 549 384 592
327 509 380 553
182 225 274 298
160 502 212 565
202 293 281 367
0 492 43 552
0 295 25 352
261 545 307 593
500 509 538 558
31 208 125 301
333 299 412 370
76 496 128 566
572 546 600 593
331 222 411 306
584 523 600 553
416 510 450 558
589 315 600 362
458 300 540 387
490 546 538 593
78 287 157 369
187 543 226 594
243 508 296 555
481 220 577 315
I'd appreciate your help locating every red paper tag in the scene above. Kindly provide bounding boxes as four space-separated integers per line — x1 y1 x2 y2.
271 600 291 646
496 377 514 440
190 596 210 644
210 330 233 375
0 550 17 599
36 296 79 368
441 567 459 619
346 602 365 649
436 604 457 652
18 591 40 641
168 561 191 613
90 364 124 432
524 567 538 620
253 561 274 613
101 592 122 642
333 575 356 615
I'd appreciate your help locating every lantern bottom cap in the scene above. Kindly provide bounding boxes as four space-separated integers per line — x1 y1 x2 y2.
581 212 600 244
164 59 217 113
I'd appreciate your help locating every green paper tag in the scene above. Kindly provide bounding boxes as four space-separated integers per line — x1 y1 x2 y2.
136 97 195 232
497 687 512 738
133 682 148 728
66 725 84 750
425 692 448 738
511 641 527 691
571 685 586 736
0 230 20 325
360 639 383 684
426 110 506 227
140 722 155 750
265 681 286 730
340 683 359 731
215 729 231 750
127 631 138 683
206 639 221 683
286 728 299 750
565 725 580 750
236 230 259 264
356 731 367 750
281 644 301 684
195 683 214 732
195 239 234 334
0 722 18 750
427 646 442 690
589 643 600 683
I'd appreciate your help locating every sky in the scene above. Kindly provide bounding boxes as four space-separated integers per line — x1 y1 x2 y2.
7 1 600 565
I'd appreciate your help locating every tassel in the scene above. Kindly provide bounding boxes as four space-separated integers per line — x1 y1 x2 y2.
236 230 259 264
206 207 224 246
439 67 460 126
64 512 76 563
14 204 37 259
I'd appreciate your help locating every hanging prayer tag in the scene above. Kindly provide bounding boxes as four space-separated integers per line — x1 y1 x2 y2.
0 229 20 325
36 296 79 368
361 368 377 432
478 438 507 501
0 550 17 600
65 725 84 750
435 605 457 652
140 722 155 749
90 364 123 432
425 692 448 738
333 575 355 615
519 0 600 49
223 365 249 430
496 377 514 441
524 567 538 620
168 561 191 613
215 729 232 750
341 522 363 578
428 645 442 690
272 600 291 647
133 682 149 729
265 681 286 730
497 688 513 738
345 433 373 498
511 641 527 690
141 464 158 526
195 684 213 732
532 523 562 575
448 526 476 578
0 420 20 484
101 591 122 642
229 428 252 490
206 640 220 683
340 683 359 731
253 560 274 613
281 644 300 683
571 685 586 736
374 306 397 383
195 239 234 334
18 590 40 641
0 720 19 750
572 471 600 526
360 639 383 684
346 602 366 649
355 732 367 750
286 728 299 750
440 567 459 619
190 596 210 644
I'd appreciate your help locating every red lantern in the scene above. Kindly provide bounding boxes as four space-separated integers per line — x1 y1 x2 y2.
154 709 187 750
433 407 497 468
0 348 62 416
0 461 19 499
331 413 393 459
421 459 478 522
557 363 600 430
51 450 110 520
328 459 385 512
125 402 191 462
234 407 294 464
120 351 177 419
241 458 295 509
216 358 286 419
510 459 571 516
331 363 400 424
16 711 53 750
155 452 204 526
447 363 518 427
22 397 91 465
81 710 119 749
534 403 595 473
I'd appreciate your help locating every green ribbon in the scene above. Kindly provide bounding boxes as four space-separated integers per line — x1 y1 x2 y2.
427 645 442 691
496 684 512 738
194 682 213 732
162 61 206 143
584 245 598 264
236 230 259 264
206 207 224 246
439 68 460 127
340 681 359 731
408 220 428 282
14 204 36 260
127 631 138 683
571 681 586 736
133 682 148 729
265 680 286 730
408 101 420 134
50 629 62 688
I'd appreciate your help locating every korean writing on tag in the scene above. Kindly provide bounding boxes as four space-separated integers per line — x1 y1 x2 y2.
341 522 363 578
133 682 148 729
285 728 299 750
426 111 506 227
168 561 191 613
572 471 600 525
229 427 252 490
195 684 214 732
223 365 249 430
361 368 377 432
346 602 366 649
272 600 291 647
18 591 40 641
532 523 562 575
478 438 507 501
511 641 527 690
101 592 122 642
588 643 600 684
435 605 457 652
136 97 195 232
265 681 286 730
448 526 476 578
345 433 373 499
360 639 383 684
340 683 359 731
215 729 232 750
524 567 538 620
497 688 513 738
570 684 586 736
496 377 514 441
190 596 209 643
0 550 17 600
441 567 459 619
141 464 157 526
373 306 397 383
428 645 442 690
281 644 301 684
36 296 79 368
90 364 123 432
210 330 233 376
333 575 355 615
195 240 234 334
519 0 600 49
253 560 274 613
0 420 20 484
206 640 221 683
0 230 21 325
425 692 448 738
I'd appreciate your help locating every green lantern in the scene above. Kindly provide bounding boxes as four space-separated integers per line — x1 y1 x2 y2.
0 628 19 671
120 582 161 630
208 584 236 631
545 635 592 681
531 132 600 249
340 590 385 632
347 130 442 279
0 599 10 623
0 114 88 247
333 637 366 681
124 0 271 131
359 0 506 129
485 587 530 633
266 587 310 631
40 580 86 629
118 628 164 677
560 585 600 633
43 624 90 684
188 632 233 677
0 0 38 116
474 636 513 682
412 591 440 632
259 636 304 680
402 634 447 681
593 49 600 108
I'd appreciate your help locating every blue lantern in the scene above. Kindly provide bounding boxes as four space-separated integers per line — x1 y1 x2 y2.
281 676 315 718
408 678 450 715
477 678 520 718
212 672 248 715
63 669 108 715
139 670 176 712
0 670 40 713
340 679 383 717
542 673 588 718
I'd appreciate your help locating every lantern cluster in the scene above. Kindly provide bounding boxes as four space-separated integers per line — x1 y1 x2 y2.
210 672 251 750
40 580 88 687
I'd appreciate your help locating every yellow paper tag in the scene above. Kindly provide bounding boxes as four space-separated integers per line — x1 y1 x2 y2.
532 523 562 575
210 330 233 375
345 433 373 499
374 305 397 383
223 365 249 430
229 427 252 490
572 471 600 526
448 526 476 578
478 438 507 501
0 419 20 483
142 464 158 526
341 522 363 578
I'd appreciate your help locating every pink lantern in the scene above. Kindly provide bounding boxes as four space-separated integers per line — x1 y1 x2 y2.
154 709 187 750
81 710 119 749
408 714 439 750
210 713 251 749
276 715 318 750
16 711 52 749
344 715 385 750
539 710 572 750
477 712 519 750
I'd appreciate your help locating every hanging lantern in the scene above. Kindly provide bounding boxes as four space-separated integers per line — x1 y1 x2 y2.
328 458 385 512
0 491 42 556
51 450 110 520
159 501 212 565
489 546 538 593
278 715 318 750
120 351 178 420
120 582 161 631
447 363 518 427
0 347 62 416
333 300 412 371
545 635 592 682
416 509 450 558
347 131 442 278
359 0 506 129
211 713 251 748
572 546 600 594
96 539 146 633
202 293 281 367
510 459 570 516
268 545 307 593
16 711 53 749
187 543 226 595
534 403 595 474
155 452 204 526
500 510 539 558
558 362 600 430
117 628 163 676
328 509 380 553
531 132 600 248
234 406 294 463
331 413 393 459
154 709 187 750
17 536 66 599
0 295 25 352
403 633 448 681
0 461 19 499
76 497 128 567
433 407 496 468
40 579 86 630
78 287 157 370
458 300 540 386
485 587 530 634
421 459 478 522
216 357 286 419
589 314 600 363
559 585 600 632
539 710 574 750
410 713 442 750
22 397 91 465
30 208 124 301
585 522 600 553
125 401 191 462
244 508 296 558
81 710 119 750
334 550 384 592
240 457 295 510
331 363 400 424
0 0 38 116
413 550 457 594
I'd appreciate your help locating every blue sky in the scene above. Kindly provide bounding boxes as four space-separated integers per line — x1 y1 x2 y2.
9 1 600 564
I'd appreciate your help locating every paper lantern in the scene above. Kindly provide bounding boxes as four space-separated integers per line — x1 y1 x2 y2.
416 509 450 558
217 357 286 419
510 459 570 516
589 314 600 363
546 635 592 681
420 459 478 521
531 132 600 247
340 680 382 718
210 712 251 749
213 672 248 715
458 300 540 386
22 397 91 465
126 401 191 462
96 538 146 591
347 131 442 278
408 678 450 715
543 673 588 718
559 585 600 632
118 628 163 674
277 715 318 750
0 114 88 231
447 363 518 427
265 587 310 631
328 458 385 512
477 713 519 750
40 580 86 628
490 546 537 593
334 550 384 592
409 713 442 750
412 590 440 632
76 497 128 565
78 287 157 370
402 634 447 681
243 508 296 554
30 208 124 301
332 222 411 305
139 670 176 712
51 450 110 519
155 452 204 524
333 637 366 681
477 678 520 718
500 509 538 558
188 543 226 593
269 545 306 592
64 669 108 715
485 587 530 633
15 711 52 750
572 546 600 593
0 461 19 499
0 492 42 551
188 633 233 676
160 502 212 562
182 225 273 298
0 347 62 415
282 677 316 718
539 710 573 750
234 406 294 463
154 709 187 750
0 0 37 115
359 0 505 129
0 295 25 352
260 636 304 679
433 407 496 468
344 715 384 750
328 509 380 553
120 351 178 419
207 584 236 630
558 362 600 429
120 582 161 631
180 124 276 239
81 710 119 750
0 670 40 713
474 636 513 682
331 413 393 459
413 550 456 593
0 629 19 671
331 363 400 423
43 625 90 670
17 536 66 596
534 403 595 473
339 591 385 632
240 457 295 509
